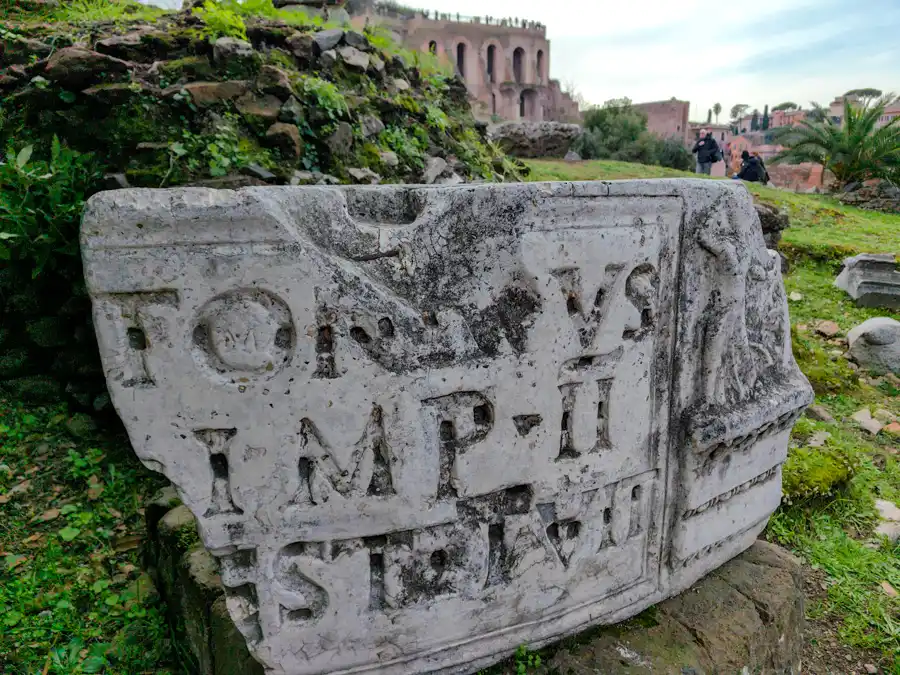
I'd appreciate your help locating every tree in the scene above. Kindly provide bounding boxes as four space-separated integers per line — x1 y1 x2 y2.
707 109 712 124
713 102 722 123
845 88 883 105
772 102 798 112
730 103 749 122
750 109 760 131
772 94 900 188
762 104 770 130
807 101 828 123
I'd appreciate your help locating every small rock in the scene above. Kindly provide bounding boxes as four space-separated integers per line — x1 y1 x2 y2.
564 150 582 162
43 47 130 89
851 408 884 435
880 582 898 599
875 499 900 542
65 413 97 439
378 150 399 168
265 122 302 159
392 78 410 91
290 170 316 185
847 317 900 375
807 431 831 448
806 404 835 423
256 64 293 100
316 173 341 185
423 156 447 184
213 37 255 65
235 92 283 124
368 54 385 73
343 30 371 51
814 320 841 338
338 45 369 71
326 121 354 158
240 163 276 181
788 291 803 302
103 173 130 190
360 114 385 138
319 49 338 69
279 95 305 125
313 28 344 54
347 167 381 184
884 422 900 437
436 172 464 185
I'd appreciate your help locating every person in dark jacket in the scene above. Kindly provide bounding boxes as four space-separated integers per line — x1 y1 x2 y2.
691 129 720 175
737 151 766 182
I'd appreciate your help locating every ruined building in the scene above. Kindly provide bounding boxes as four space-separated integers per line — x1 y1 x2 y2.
349 1 581 123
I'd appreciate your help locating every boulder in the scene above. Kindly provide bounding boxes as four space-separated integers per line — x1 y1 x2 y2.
378 150 399 168
835 253 900 310
337 45 369 71
360 114 385 138
172 80 250 107
83 180 812 675
564 150 581 162
422 155 447 184
235 92 283 124
278 96 305 125
312 28 344 54
265 122 302 159
343 31 371 52
326 121 353 157
847 317 900 374
285 32 314 62
347 167 381 184
255 64 293 100
43 47 130 89
95 29 178 61
488 121 582 158
212 37 255 66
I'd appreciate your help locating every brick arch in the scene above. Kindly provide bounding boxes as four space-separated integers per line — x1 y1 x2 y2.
480 39 505 84
451 36 478 84
512 46 526 84
418 38 445 58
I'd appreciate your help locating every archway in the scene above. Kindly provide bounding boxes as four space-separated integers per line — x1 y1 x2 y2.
519 88 538 119
428 41 437 55
456 43 466 79
487 45 496 83
536 50 544 81
513 47 525 83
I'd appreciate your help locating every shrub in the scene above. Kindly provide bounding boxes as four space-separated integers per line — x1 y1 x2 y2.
193 0 248 40
0 138 102 275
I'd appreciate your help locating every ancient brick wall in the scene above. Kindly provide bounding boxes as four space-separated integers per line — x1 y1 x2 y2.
634 100 690 146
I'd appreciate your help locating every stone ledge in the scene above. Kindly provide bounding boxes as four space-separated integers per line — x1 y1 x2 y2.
144 493 802 675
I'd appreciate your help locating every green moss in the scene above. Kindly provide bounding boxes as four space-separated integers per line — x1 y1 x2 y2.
263 48 299 72
158 56 216 85
783 444 859 502
792 330 859 395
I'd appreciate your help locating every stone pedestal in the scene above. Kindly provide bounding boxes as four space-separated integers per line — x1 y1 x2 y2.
835 253 900 310
82 180 812 675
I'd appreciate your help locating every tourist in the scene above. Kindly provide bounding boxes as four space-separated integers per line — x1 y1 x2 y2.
736 150 766 182
691 129 720 175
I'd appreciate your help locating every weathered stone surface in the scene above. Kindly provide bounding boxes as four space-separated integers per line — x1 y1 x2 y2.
343 31 371 52
848 317 900 375
326 121 353 157
175 80 250 107
43 47 129 89
542 540 803 675
378 150 399 168
213 37 255 66
255 65 293 100
278 95 305 125
422 155 447 184
360 114 385 139
82 180 812 675
835 253 900 310
235 92 283 125
347 167 381 184
488 121 583 158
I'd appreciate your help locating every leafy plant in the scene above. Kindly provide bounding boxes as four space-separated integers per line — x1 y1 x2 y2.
298 76 348 120
425 105 449 132
0 138 102 275
166 114 270 182
512 645 542 674
193 0 248 40
772 94 900 188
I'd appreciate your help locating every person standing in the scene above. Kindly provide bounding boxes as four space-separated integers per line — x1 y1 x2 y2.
691 128 720 175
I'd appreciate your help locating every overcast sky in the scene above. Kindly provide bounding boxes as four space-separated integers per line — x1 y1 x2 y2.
415 0 900 121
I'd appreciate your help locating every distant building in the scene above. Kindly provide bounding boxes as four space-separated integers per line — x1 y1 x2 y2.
349 1 580 122
633 99 690 145
770 108 806 128
877 99 900 128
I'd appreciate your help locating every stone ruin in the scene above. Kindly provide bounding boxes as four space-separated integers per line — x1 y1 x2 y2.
81 180 813 675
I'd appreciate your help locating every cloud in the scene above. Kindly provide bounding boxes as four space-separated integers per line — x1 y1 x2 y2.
415 0 900 119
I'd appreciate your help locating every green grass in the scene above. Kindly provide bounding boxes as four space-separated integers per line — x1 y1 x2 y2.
50 0 169 24
526 158 695 182
0 403 174 675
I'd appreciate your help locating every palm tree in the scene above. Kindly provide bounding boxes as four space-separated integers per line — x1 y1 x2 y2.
713 102 722 123
771 95 900 188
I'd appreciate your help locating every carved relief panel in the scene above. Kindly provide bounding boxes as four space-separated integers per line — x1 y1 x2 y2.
82 181 811 675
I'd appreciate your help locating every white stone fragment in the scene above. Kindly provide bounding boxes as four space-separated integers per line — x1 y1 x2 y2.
81 180 813 675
